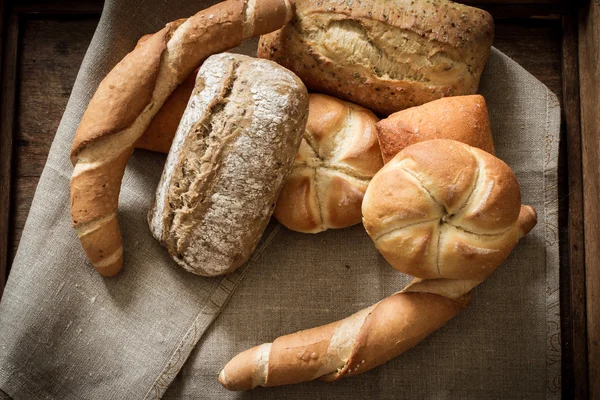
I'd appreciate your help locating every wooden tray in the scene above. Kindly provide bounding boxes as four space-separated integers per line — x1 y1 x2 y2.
0 0 597 398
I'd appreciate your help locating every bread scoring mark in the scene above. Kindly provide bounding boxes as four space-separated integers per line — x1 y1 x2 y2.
255 343 271 387
308 18 469 85
93 246 123 269
320 306 374 381
75 212 117 236
166 61 239 260
373 217 440 243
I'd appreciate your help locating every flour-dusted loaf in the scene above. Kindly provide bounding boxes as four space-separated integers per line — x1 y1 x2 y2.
258 0 494 116
148 53 308 276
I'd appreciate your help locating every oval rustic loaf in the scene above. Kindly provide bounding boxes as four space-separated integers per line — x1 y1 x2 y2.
148 53 309 276
258 0 494 116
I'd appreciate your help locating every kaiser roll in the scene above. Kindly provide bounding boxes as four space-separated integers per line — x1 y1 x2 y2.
274 93 383 233
362 139 536 280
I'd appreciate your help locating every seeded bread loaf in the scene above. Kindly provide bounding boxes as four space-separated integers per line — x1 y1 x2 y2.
148 53 309 276
258 0 494 116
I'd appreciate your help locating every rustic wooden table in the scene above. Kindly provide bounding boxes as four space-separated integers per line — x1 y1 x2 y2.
0 0 597 398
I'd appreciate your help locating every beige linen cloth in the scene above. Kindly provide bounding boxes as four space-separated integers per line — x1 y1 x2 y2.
0 0 561 399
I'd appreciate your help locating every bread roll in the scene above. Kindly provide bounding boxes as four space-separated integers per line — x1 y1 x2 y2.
362 139 528 280
376 95 495 163
258 0 494 115
274 94 383 233
148 53 308 276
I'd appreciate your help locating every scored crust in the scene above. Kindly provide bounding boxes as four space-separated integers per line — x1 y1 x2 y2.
258 0 494 115
274 93 383 233
148 54 309 276
362 139 523 280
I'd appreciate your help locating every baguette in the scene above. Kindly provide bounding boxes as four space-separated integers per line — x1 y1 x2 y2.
148 53 309 276
258 0 494 115
219 140 537 389
70 0 293 276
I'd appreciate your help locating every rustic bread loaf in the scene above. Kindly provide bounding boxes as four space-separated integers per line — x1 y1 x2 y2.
274 94 382 233
377 95 495 163
362 139 532 280
258 0 494 116
148 53 308 276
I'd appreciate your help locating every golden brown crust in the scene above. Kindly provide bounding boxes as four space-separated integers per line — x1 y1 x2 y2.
376 95 495 163
70 25 173 162
135 68 198 154
266 321 340 387
274 93 382 233
70 149 132 226
338 292 466 379
258 0 494 115
275 168 322 233
219 346 261 391
362 139 527 280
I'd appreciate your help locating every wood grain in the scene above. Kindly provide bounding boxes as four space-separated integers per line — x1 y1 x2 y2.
0 11 18 299
579 1 600 398
8 16 98 265
562 9 589 400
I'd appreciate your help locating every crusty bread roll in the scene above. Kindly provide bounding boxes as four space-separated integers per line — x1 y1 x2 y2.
274 94 383 233
377 95 495 163
148 53 308 277
258 0 494 116
70 0 293 276
219 139 537 391
362 139 529 280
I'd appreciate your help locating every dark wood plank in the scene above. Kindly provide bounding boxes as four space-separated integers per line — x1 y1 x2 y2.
493 19 562 98
10 0 104 14
579 1 600 398
561 9 589 400
8 16 98 266
0 11 18 298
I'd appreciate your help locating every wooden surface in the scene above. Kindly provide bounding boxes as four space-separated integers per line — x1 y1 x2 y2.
562 9 589 400
0 8 18 300
579 1 600 398
0 1 592 398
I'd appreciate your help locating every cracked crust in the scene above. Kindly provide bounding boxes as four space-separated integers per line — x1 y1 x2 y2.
274 93 383 233
258 0 494 115
148 53 308 276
